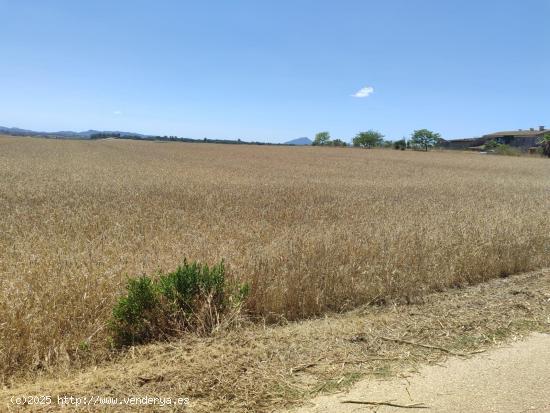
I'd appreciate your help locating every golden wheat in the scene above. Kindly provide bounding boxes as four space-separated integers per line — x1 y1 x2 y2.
1 135 549 383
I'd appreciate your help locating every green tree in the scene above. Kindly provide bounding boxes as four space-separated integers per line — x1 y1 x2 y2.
353 130 384 148
410 129 441 151
393 138 407 150
331 139 347 147
312 131 331 146
540 133 550 158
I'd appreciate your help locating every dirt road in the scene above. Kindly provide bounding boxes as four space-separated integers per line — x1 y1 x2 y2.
293 333 550 413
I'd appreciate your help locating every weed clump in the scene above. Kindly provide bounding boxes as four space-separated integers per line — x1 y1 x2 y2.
484 140 521 156
110 260 248 347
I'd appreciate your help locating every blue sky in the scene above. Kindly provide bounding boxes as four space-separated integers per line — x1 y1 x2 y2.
1 1 548 142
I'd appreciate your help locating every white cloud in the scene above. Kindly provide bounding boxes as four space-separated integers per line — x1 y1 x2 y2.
352 86 374 98
113 110 123 115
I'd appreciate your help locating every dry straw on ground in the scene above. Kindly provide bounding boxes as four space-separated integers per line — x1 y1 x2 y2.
1 136 549 384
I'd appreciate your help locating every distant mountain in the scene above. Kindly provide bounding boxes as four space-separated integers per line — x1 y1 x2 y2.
285 137 312 145
0 125 314 147
0 126 149 139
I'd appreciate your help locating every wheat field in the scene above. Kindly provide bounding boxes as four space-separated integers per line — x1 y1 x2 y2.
1 135 549 383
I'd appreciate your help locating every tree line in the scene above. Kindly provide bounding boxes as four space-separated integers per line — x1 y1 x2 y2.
312 129 442 151
90 133 286 146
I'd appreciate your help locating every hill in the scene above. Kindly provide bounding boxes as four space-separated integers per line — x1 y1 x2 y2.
0 126 148 139
285 137 312 145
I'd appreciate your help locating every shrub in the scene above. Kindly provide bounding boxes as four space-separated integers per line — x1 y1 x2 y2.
331 139 347 147
484 139 499 150
539 133 550 157
393 139 407 150
110 260 248 347
159 260 225 309
111 276 159 346
493 144 521 156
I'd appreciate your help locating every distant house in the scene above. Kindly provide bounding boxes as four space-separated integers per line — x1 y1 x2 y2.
482 126 547 149
441 137 486 150
443 126 548 151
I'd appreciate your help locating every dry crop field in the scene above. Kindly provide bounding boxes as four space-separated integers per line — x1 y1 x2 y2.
1 135 549 385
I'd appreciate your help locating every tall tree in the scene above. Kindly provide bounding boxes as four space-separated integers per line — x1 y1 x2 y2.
410 129 441 151
353 130 384 148
540 133 550 158
312 131 331 146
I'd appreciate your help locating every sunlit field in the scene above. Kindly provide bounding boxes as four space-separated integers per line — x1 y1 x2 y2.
1 135 549 382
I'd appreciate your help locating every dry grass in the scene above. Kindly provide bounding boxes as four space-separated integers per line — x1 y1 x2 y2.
1 135 549 385
2 269 549 412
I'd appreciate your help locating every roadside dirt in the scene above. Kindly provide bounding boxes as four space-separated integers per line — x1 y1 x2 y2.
292 332 550 413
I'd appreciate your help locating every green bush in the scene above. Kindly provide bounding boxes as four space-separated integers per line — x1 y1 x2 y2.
540 133 550 157
110 260 248 347
483 140 521 156
111 276 159 345
159 260 225 310
484 139 499 150
493 144 521 156
393 139 407 150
